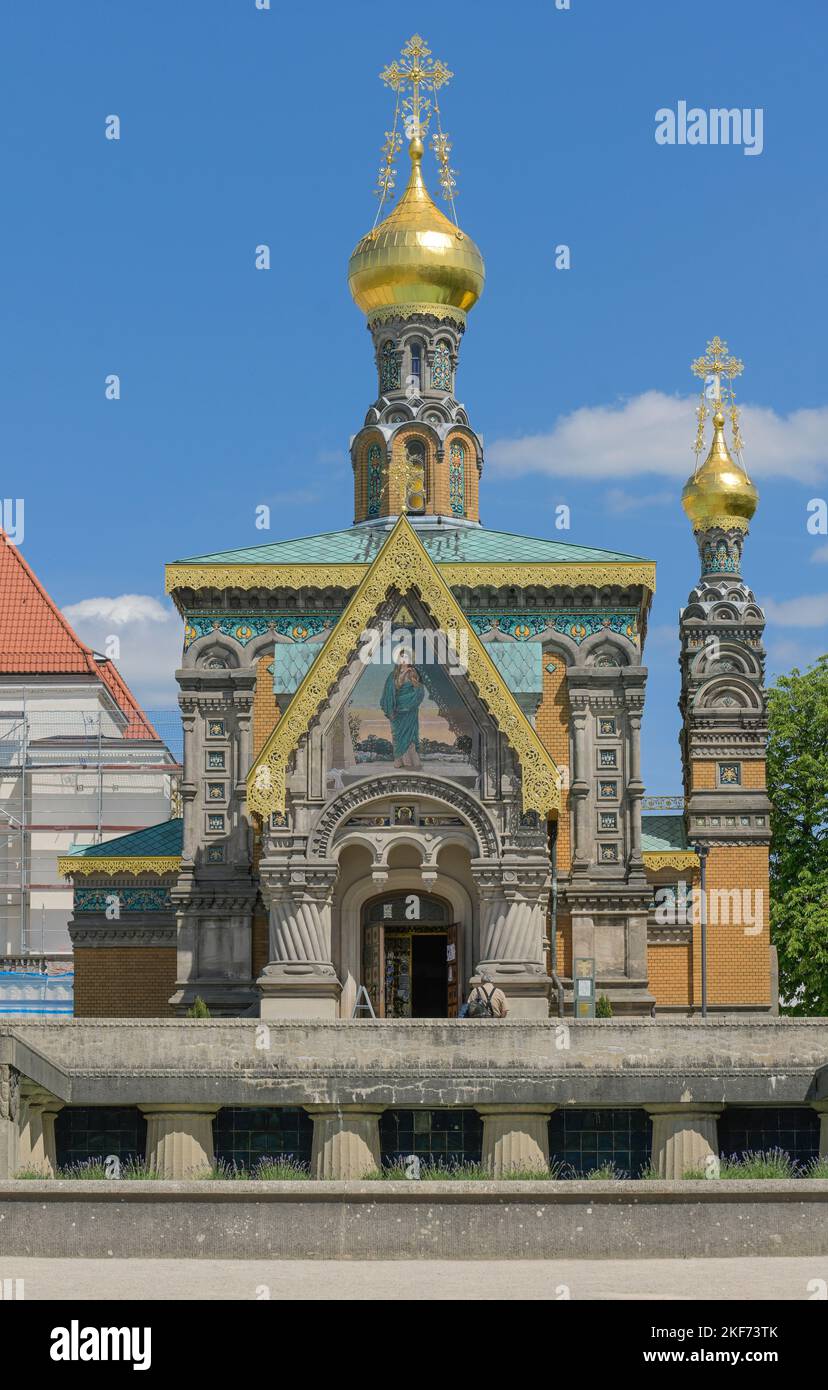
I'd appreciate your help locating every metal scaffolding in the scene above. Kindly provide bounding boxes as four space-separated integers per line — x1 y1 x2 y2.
0 702 181 957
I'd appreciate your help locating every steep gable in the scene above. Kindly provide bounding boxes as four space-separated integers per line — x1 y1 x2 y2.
0 531 159 740
248 517 561 818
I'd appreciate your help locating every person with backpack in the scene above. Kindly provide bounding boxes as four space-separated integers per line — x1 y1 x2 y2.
464 970 508 1018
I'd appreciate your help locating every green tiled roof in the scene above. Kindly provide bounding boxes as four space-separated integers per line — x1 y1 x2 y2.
171 525 651 569
486 642 543 694
641 815 688 853
273 644 318 695
67 819 183 859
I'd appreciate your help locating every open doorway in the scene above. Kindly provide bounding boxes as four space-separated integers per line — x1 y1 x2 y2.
362 891 459 1018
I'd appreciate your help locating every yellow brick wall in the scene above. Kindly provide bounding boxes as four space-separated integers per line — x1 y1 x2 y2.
691 759 766 790
74 947 176 1017
647 944 693 1006
536 660 571 872
444 431 479 523
353 430 385 523
694 843 771 1006
555 914 572 977
252 653 280 760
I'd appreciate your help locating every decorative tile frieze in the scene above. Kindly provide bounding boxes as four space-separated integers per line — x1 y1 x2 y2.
468 611 638 644
75 887 173 914
184 614 339 650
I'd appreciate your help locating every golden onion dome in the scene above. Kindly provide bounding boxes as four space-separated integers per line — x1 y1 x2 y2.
681 410 759 532
348 137 485 321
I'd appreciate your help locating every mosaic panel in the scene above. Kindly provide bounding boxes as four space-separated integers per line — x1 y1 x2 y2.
366 442 384 519
449 440 465 516
431 343 452 391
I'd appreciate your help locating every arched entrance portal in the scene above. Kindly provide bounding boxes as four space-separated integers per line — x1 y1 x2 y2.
362 891 460 1018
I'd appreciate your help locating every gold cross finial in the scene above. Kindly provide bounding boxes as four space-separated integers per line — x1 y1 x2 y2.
690 336 747 462
372 36 461 222
690 336 744 398
380 35 453 139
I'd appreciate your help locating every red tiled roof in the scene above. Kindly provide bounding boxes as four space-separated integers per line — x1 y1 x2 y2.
0 531 160 740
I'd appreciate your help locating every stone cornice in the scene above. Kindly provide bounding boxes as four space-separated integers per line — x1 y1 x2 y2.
68 925 176 949
59 856 182 878
166 560 657 598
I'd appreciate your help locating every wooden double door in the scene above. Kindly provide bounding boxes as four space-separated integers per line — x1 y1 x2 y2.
362 892 460 1019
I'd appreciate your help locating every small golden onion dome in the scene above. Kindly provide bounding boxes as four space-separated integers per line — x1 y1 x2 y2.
681 410 759 531
348 137 485 319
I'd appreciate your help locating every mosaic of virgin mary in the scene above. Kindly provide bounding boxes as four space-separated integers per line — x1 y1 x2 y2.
380 650 426 769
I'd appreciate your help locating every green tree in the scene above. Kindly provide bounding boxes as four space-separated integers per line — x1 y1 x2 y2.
767 655 828 1014
186 996 211 1018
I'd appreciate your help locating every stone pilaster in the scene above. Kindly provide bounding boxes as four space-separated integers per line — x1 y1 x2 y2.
473 861 551 1017
17 1085 63 1176
813 1102 828 1158
257 862 342 1018
171 668 259 1015
646 1104 723 1179
478 1106 554 1176
0 1065 21 1180
625 695 646 879
305 1105 383 1179
139 1104 218 1178
569 704 590 873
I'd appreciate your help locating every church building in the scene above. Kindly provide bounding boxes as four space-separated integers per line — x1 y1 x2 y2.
61 36 773 1024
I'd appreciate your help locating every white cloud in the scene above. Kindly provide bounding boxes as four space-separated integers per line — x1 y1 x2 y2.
762 593 828 628
488 392 828 483
62 594 180 706
63 594 172 627
605 487 674 514
810 543 828 563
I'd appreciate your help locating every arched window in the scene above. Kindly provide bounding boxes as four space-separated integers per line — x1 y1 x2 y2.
380 341 400 393
431 342 452 392
449 439 465 516
366 443 384 518
409 341 422 394
405 438 426 513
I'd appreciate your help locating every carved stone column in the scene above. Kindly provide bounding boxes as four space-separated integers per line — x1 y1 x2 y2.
18 1085 64 1176
306 1105 383 1179
473 861 551 1017
179 699 197 870
646 1104 723 1179
627 713 644 860
813 1102 828 1158
139 1104 218 1178
258 862 342 1018
478 1106 554 1176
569 701 590 873
0 1065 21 1179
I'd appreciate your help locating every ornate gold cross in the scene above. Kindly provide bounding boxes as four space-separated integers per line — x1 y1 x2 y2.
380 34 453 139
690 337 746 459
691 336 744 399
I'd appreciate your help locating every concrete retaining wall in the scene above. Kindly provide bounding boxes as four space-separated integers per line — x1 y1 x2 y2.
2 1180 827 1260
3 1017 828 1107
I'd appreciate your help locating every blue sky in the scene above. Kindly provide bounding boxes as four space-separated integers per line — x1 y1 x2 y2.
3 0 827 788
